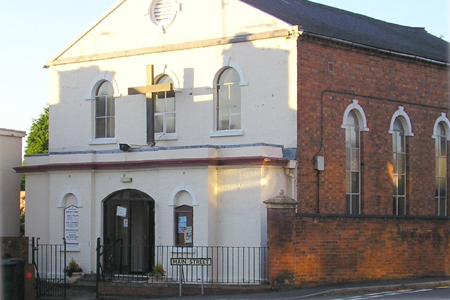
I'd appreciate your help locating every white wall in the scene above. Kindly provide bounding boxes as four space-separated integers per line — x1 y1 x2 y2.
24 0 299 274
0 129 25 237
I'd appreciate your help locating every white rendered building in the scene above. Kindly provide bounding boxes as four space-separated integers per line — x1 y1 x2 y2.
0 128 26 237
20 0 298 274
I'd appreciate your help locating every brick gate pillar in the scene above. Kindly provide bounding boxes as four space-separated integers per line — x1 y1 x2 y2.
263 190 298 287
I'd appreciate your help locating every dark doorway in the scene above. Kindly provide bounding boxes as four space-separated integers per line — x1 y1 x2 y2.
103 189 155 274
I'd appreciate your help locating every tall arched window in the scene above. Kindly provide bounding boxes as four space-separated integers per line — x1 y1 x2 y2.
392 118 406 215
216 67 241 131
435 122 447 216
95 81 115 138
345 110 361 214
154 75 175 135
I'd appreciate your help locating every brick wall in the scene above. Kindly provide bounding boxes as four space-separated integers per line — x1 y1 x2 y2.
265 207 450 287
297 35 450 215
293 215 450 286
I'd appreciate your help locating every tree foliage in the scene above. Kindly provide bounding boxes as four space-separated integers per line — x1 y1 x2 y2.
25 106 49 155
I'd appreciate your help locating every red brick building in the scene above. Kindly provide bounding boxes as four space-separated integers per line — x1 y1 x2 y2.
245 0 450 287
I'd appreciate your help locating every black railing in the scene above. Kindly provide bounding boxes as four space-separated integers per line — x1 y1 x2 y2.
32 237 67 299
96 239 267 286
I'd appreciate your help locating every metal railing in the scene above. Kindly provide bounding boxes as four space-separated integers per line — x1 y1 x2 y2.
96 239 267 286
32 237 67 299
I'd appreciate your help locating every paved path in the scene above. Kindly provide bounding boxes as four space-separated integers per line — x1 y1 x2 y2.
66 277 450 300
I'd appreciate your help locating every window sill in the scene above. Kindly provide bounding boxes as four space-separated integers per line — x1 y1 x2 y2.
89 138 117 145
210 129 244 138
155 133 177 141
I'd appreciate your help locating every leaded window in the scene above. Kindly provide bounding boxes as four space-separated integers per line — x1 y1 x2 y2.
392 118 406 215
436 122 447 216
345 110 360 214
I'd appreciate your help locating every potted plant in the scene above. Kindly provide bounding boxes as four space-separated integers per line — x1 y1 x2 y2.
65 258 83 283
148 264 166 282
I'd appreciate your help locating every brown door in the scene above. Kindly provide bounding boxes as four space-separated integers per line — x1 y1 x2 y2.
103 189 155 274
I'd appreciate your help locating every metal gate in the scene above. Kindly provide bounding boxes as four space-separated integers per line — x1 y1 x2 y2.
32 237 66 299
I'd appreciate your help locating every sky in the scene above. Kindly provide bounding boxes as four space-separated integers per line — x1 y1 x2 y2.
0 0 449 144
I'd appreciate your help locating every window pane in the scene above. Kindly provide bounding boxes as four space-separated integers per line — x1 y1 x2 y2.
351 126 359 148
230 114 241 130
106 117 115 138
393 175 398 195
393 153 398 174
346 195 351 214
166 113 175 133
97 81 113 96
218 111 229 130
440 137 447 156
439 178 446 197
95 96 106 117
399 132 405 153
346 148 351 170
438 198 446 216
436 178 440 197
346 172 351 193
154 115 163 133
439 157 447 176
166 98 175 112
398 175 405 196
398 196 406 215
350 149 359 171
352 195 360 214
345 127 352 148
155 98 165 113
107 97 114 116
397 153 405 173
96 118 105 138
351 172 359 193
230 84 241 107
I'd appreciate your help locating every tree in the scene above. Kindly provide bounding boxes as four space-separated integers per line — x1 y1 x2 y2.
21 106 49 235
25 106 49 155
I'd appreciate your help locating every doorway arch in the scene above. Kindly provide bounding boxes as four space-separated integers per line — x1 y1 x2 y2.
103 189 155 274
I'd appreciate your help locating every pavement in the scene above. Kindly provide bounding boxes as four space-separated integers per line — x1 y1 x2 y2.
66 276 450 300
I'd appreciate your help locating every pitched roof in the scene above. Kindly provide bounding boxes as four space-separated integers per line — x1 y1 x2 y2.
241 0 450 63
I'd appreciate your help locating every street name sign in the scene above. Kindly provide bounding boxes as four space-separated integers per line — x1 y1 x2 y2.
170 258 212 266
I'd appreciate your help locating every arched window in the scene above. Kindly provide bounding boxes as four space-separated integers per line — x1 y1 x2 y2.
435 122 447 216
345 110 361 214
392 118 406 215
216 68 241 131
95 81 115 138
154 75 175 135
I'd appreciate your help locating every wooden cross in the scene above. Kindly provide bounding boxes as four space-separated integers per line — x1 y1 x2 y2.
128 65 173 145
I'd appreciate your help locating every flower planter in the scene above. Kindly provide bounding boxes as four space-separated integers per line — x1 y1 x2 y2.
66 272 83 284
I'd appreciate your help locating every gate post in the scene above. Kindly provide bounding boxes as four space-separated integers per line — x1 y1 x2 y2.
264 190 298 287
96 237 101 299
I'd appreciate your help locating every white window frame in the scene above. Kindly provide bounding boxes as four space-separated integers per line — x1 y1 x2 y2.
342 100 369 214
433 113 450 216
86 73 120 145
389 107 413 216
154 74 177 141
210 58 247 138
94 80 115 140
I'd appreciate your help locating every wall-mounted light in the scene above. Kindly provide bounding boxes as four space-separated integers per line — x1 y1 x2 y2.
120 177 132 183
119 144 131 152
